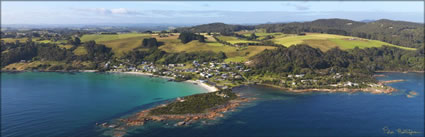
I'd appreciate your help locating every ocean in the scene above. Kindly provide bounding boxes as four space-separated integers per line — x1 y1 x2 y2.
1 72 424 137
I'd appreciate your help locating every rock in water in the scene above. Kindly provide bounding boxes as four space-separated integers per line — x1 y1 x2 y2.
175 121 186 126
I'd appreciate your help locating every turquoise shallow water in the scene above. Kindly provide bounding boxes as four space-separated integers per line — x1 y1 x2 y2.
1 72 424 137
1 72 206 137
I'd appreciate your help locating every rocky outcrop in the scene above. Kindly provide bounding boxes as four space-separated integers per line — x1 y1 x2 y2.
98 95 255 137
378 79 406 84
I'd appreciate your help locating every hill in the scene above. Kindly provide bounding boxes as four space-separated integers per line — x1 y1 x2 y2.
174 23 255 33
174 19 424 48
258 19 424 48
351 19 424 48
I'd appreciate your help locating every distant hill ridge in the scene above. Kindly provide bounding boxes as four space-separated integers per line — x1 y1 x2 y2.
174 18 424 48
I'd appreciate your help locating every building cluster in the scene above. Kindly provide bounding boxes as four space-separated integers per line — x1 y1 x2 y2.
282 72 364 88
107 60 249 83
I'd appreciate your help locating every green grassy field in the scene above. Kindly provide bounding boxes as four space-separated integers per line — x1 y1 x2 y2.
216 36 259 44
270 33 416 51
37 39 67 44
2 61 66 71
241 32 284 40
98 36 149 57
80 33 151 43
73 46 88 56
79 33 152 57
158 39 275 63
1 38 70 47
1 38 31 43
58 45 74 49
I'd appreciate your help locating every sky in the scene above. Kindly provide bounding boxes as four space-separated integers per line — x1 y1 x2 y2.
1 1 424 25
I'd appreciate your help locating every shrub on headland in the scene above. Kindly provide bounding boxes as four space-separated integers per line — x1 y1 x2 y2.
149 89 237 115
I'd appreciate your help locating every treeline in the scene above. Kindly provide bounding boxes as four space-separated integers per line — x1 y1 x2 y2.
81 41 113 63
178 32 205 43
250 44 424 75
174 23 255 33
213 33 282 47
1 41 72 66
1 40 112 69
123 48 227 65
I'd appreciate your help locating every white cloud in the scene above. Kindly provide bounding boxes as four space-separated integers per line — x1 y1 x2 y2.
75 8 142 15
110 8 129 14
282 3 310 11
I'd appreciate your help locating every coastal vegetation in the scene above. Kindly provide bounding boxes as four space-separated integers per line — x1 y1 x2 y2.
149 89 237 115
247 44 423 89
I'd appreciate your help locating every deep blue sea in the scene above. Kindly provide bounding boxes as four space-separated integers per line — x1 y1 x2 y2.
1 72 424 137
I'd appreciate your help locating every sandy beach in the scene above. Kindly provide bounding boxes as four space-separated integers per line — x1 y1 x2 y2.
185 80 219 92
115 71 218 92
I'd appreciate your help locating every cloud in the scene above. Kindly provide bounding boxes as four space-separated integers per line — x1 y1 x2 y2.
147 10 222 18
202 3 210 7
283 3 310 11
74 8 143 16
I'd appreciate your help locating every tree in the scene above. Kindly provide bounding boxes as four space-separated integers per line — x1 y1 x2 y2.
178 32 206 44
142 38 159 48
197 35 206 42
73 37 81 46
249 33 258 40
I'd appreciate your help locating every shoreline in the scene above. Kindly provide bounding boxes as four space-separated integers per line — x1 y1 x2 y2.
378 79 406 84
2 70 405 94
0 69 99 73
257 83 398 94
0 70 219 93
116 71 219 93
375 70 424 73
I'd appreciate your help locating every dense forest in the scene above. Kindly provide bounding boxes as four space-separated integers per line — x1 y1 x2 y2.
123 48 227 65
174 23 255 34
1 40 113 69
249 44 424 75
